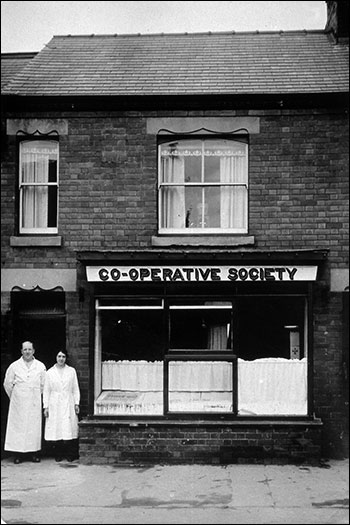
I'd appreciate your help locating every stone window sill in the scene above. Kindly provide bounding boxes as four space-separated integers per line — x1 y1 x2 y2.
151 235 255 247
10 236 62 247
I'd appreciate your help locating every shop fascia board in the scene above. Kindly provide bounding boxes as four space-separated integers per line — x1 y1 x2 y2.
77 249 328 265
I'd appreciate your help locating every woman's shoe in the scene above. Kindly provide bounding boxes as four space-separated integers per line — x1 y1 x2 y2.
55 457 63 462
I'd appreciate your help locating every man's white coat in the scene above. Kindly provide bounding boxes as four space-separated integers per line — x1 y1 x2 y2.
4 357 46 452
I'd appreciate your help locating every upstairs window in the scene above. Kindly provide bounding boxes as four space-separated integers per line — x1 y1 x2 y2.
19 140 59 234
158 137 248 234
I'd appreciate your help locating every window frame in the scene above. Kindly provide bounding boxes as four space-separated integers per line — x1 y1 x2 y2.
93 287 311 418
157 135 249 235
18 136 59 235
163 353 237 415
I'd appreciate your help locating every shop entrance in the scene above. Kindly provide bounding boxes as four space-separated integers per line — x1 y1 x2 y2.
12 315 66 368
2 291 66 455
10 290 66 368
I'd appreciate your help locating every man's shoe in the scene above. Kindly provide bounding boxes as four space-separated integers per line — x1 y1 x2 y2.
55 457 63 462
14 457 22 464
31 455 41 463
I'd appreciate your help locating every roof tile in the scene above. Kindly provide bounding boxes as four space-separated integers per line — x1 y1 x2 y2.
2 31 348 96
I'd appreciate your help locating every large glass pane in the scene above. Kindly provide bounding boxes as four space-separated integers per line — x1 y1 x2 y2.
21 186 49 228
184 187 221 228
169 307 231 351
184 152 202 183
160 140 202 183
168 361 233 412
47 186 58 227
97 309 164 415
237 296 307 416
204 139 247 181
101 309 163 361
219 185 248 230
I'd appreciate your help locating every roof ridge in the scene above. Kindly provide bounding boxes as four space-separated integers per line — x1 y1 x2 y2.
50 29 327 39
1 52 38 58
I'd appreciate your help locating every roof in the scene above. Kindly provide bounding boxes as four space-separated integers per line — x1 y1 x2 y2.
2 31 349 97
1 52 37 91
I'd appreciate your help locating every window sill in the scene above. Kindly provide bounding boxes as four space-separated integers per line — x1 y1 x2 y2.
82 417 322 426
10 236 62 247
151 235 255 247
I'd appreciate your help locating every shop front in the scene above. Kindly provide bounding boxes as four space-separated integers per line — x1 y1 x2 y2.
78 250 326 464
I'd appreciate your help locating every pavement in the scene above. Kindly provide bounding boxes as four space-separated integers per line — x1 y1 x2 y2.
1 456 349 525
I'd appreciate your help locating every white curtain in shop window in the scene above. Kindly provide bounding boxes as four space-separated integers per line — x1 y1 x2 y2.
21 146 49 228
162 155 185 228
102 360 232 392
238 358 307 415
169 361 232 391
208 325 228 350
220 156 247 229
102 361 163 390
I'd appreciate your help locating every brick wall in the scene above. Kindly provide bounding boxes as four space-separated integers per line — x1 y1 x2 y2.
2 108 348 264
314 291 349 458
65 290 91 416
1 107 348 460
79 420 323 465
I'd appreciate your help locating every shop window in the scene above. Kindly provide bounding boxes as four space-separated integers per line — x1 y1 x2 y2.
236 296 308 416
167 301 234 413
19 139 59 234
95 299 165 415
94 294 308 417
158 137 248 234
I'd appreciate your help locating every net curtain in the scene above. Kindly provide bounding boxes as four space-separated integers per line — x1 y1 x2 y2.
101 358 307 415
162 154 185 228
220 155 247 229
21 142 54 229
162 149 247 229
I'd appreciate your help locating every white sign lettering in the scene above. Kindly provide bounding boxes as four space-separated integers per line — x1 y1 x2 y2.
86 266 318 283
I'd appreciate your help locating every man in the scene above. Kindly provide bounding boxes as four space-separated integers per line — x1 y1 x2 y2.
3 341 46 464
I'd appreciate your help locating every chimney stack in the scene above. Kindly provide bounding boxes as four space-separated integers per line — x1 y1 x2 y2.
325 1 349 42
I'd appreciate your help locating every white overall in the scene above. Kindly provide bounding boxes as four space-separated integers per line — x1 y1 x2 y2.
43 364 80 441
3 357 46 452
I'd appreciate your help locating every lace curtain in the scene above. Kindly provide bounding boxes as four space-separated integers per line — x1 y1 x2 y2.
20 141 57 229
99 358 307 415
161 146 247 230
220 155 247 229
162 155 185 228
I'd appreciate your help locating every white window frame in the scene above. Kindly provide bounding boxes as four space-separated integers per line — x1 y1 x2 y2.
19 139 59 234
158 137 248 235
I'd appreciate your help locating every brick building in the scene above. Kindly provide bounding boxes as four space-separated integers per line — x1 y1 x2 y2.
1 1 348 464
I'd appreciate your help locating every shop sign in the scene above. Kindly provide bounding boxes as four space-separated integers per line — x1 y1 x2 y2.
86 265 318 283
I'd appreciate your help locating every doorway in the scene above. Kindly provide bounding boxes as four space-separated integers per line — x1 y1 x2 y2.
1 291 66 456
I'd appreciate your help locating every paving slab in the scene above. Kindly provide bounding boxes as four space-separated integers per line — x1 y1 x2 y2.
1 457 349 524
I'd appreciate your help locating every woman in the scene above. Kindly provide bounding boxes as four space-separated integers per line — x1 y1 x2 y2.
43 350 80 462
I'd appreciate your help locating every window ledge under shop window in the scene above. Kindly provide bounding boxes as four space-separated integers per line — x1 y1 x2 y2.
10 236 62 247
151 235 255 247
81 417 323 427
